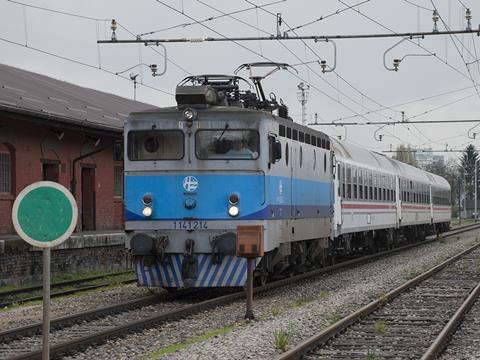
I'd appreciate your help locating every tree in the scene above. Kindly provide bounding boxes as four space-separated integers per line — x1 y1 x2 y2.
392 144 417 167
459 144 478 200
423 158 461 215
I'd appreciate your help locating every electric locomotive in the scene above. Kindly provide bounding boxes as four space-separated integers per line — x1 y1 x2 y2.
124 62 451 290
124 63 333 289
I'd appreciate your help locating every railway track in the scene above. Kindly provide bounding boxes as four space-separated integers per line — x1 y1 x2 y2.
1 224 478 360
277 239 480 359
0 271 135 308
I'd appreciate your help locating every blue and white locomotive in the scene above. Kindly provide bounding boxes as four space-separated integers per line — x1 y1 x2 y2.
124 62 451 290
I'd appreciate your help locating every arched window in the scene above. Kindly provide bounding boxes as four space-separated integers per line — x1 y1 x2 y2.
0 143 14 194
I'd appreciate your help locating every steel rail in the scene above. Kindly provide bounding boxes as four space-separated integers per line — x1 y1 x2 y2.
0 279 136 308
5 224 479 359
0 270 133 298
420 281 480 360
277 240 480 360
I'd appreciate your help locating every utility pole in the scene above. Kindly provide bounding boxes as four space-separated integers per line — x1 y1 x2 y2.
297 82 310 126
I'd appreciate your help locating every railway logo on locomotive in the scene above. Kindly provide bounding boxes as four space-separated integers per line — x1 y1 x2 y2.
183 176 199 193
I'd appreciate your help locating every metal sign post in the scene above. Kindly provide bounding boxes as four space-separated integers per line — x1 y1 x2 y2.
236 225 264 321
245 257 255 320
42 248 51 359
11 181 78 360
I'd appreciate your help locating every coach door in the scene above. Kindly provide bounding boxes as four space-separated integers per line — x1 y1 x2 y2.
396 176 402 225
333 161 342 227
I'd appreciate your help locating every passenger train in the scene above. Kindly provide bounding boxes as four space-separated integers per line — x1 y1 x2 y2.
124 63 451 290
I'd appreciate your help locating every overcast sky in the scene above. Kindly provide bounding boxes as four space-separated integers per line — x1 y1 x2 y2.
1 0 480 160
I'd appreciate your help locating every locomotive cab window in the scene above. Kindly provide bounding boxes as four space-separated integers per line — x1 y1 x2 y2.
128 130 184 160
196 129 259 160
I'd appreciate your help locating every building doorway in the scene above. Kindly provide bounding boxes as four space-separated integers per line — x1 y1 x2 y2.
81 167 96 231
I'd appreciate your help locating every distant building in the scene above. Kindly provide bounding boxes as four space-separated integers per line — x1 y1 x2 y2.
414 150 445 168
0 63 155 235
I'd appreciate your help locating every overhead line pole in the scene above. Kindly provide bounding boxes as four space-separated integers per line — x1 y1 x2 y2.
97 28 480 44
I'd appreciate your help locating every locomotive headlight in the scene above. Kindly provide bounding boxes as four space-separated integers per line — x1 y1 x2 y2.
228 205 239 217
183 108 197 121
142 206 153 217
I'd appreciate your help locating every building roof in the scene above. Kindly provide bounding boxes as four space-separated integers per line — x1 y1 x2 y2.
0 63 157 133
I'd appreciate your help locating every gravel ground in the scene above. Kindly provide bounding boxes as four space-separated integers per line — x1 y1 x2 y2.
60 231 480 360
440 291 480 360
0 283 153 330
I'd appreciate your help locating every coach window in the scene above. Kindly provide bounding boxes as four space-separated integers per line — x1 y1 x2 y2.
383 175 390 201
311 136 317 147
368 172 373 200
293 129 298 140
352 167 357 199
346 165 352 199
382 176 386 201
279 125 286 137
359 169 363 200
286 127 292 139
305 133 311 144
299 132 305 143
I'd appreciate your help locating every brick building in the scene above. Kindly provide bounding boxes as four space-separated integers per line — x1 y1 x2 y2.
0 63 154 235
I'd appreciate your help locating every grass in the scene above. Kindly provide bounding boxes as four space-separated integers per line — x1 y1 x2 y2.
374 320 387 334
327 313 342 325
405 268 420 280
289 296 314 308
271 306 282 317
273 329 289 352
377 292 388 306
143 324 237 359
319 289 330 298
437 233 446 244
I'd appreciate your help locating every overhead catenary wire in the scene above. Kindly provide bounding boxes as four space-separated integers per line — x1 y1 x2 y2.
5 0 193 76
283 0 371 34
245 0 423 143
329 83 480 122
136 0 286 37
0 36 174 96
336 0 475 82
152 0 410 143
193 0 411 143
429 0 480 99
401 0 433 12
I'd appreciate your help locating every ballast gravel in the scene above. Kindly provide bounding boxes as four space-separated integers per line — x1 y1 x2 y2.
57 231 480 360
440 290 480 360
0 282 152 330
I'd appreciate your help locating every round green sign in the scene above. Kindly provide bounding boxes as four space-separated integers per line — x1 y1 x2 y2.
12 181 78 248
